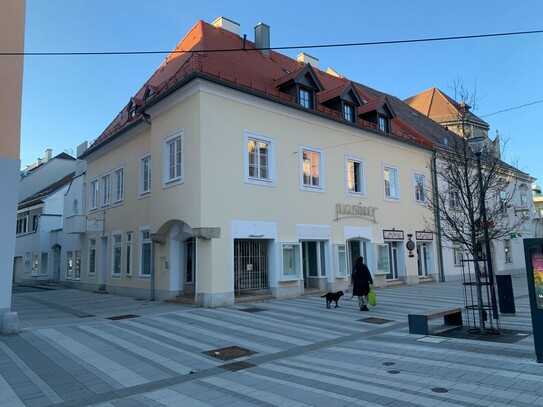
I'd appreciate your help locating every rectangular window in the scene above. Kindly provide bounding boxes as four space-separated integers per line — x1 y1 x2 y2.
450 189 461 209
164 132 183 184
343 104 355 123
31 253 39 277
334 244 348 277
346 157 364 195
244 132 275 186
185 238 195 283
114 167 124 203
32 215 38 232
74 250 81 279
16 214 28 235
504 239 512 263
383 165 399 199
91 179 99 210
88 238 96 275
453 244 464 266
301 147 323 190
101 174 110 206
281 243 301 279
66 251 73 279
126 232 133 276
140 229 151 276
413 173 426 203
376 244 390 274
141 155 151 195
112 234 122 275
378 116 389 133
299 88 313 109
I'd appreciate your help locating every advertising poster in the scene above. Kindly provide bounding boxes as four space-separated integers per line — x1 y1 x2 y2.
532 251 543 310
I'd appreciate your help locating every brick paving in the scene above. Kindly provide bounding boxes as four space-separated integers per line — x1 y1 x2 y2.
1 276 541 406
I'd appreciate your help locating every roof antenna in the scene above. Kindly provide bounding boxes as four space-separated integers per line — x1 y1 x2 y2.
242 34 247 50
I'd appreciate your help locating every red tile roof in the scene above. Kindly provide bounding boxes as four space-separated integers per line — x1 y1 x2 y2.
87 19 434 154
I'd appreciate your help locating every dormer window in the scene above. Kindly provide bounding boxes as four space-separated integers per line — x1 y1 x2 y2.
343 104 355 123
299 87 313 109
378 115 389 133
128 105 136 118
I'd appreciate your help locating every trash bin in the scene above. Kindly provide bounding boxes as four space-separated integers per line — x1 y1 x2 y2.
496 274 516 314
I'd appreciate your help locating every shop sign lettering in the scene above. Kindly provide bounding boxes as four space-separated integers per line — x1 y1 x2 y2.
415 231 433 241
335 203 378 223
383 229 404 240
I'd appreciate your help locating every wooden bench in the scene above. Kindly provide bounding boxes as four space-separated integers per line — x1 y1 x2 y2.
408 308 463 335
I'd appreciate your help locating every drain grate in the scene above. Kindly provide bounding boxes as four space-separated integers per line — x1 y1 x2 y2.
359 317 392 324
239 307 266 313
220 361 255 372
382 361 395 366
107 314 140 321
431 387 449 393
387 369 401 374
204 346 256 361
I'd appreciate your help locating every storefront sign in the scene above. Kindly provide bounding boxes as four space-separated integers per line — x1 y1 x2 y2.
383 229 404 240
86 219 103 232
335 203 378 223
415 231 433 241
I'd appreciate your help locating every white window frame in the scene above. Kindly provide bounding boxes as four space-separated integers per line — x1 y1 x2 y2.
334 244 348 277
244 131 276 186
376 244 390 274
299 87 313 109
163 131 184 186
279 242 302 281
90 178 99 210
300 145 325 192
112 232 122 276
113 166 124 204
101 173 111 207
450 189 461 209
453 243 464 266
413 172 426 204
126 232 133 276
383 164 399 201
140 154 151 196
140 226 152 278
504 239 512 263
74 250 81 280
88 237 96 276
16 214 28 235
343 103 355 123
345 156 365 196
66 250 73 279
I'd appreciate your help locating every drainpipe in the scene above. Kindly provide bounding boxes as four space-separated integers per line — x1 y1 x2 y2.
150 242 155 301
432 152 445 282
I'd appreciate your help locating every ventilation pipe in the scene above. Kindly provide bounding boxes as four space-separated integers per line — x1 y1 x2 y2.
254 22 270 56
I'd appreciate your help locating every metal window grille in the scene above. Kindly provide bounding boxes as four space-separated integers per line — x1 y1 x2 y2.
234 239 269 293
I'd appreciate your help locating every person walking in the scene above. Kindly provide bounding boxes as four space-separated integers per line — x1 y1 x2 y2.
352 256 373 311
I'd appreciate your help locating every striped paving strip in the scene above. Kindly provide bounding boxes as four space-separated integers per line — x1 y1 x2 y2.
142 388 214 406
37 328 148 387
77 325 193 376
0 372 25 407
144 315 281 355
0 340 63 404
162 312 312 347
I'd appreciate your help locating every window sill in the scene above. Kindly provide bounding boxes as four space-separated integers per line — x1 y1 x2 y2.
279 276 302 282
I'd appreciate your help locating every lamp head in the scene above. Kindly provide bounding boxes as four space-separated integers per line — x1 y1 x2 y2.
467 136 486 156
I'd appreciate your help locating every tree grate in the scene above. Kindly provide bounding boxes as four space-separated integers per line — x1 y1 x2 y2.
107 314 140 321
204 346 256 361
239 307 266 313
359 317 393 324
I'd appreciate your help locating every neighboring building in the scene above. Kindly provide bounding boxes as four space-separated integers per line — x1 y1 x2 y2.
405 87 536 278
533 184 543 238
77 17 439 307
14 172 75 284
1 0 25 333
19 149 76 201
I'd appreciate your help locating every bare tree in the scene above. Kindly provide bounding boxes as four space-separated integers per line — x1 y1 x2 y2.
425 86 525 334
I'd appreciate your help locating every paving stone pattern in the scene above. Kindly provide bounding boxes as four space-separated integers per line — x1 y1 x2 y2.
1 276 542 406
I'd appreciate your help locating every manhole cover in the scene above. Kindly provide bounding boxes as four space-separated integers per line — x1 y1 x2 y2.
431 387 449 393
360 317 392 324
204 346 256 361
107 314 140 321
382 361 395 366
239 307 266 313
387 369 401 374
220 361 255 371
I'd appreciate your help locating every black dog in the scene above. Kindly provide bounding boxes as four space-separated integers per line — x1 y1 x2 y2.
321 291 344 308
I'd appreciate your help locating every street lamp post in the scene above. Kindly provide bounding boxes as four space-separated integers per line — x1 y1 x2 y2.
468 136 499 324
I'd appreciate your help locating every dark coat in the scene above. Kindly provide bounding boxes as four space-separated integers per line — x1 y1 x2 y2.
352 262 373 296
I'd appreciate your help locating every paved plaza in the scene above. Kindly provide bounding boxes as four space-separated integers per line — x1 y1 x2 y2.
1 276 542 406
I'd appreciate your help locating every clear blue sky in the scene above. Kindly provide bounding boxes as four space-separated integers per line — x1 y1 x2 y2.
22 0 543 183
